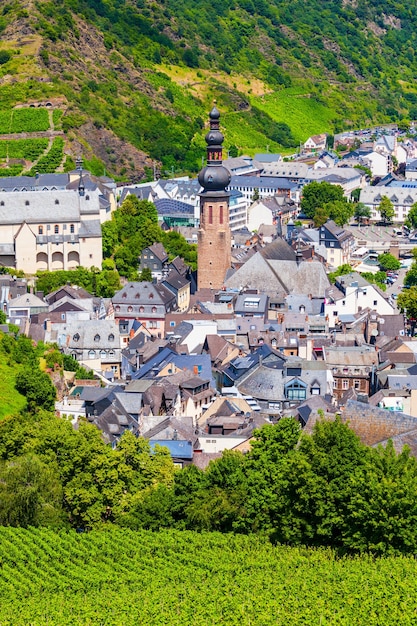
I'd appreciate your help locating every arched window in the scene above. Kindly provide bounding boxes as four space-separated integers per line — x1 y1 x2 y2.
115 306 120 312
70 224 75 233
38 226 43 235
127 306 133 313
208 205 213 224
139 306 145 313
73 333 80 342
54 225 59 234
219 205 223 225
88 350 96 359
100 350 107 359
152 306 157 313
108 333 114 341
94 334 100 342
55 199 59 205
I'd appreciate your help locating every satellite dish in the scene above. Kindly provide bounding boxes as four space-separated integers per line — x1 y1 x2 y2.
371 329 379 336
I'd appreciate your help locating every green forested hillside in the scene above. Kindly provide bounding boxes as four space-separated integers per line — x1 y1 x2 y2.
0 0 417 178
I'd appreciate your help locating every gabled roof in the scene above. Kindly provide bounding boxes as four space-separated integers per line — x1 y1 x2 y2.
146 242 168 262
112 281 175 306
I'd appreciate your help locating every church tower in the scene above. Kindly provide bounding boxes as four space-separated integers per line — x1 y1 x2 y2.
197 106 231 290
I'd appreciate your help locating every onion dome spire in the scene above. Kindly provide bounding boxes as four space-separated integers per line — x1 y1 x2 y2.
198 104 231 194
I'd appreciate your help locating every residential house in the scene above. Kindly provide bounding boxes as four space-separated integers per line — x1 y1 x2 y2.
7 292 48 320
233 355 332 418
180 376 216 423
223 155 263 176
324 345 377 400
303 134 327 154
59 319 122 379
247 195 297 232
161 271 190 313
234 293 269 321
318 220 355 268
112 281 176 338
139 243 168 280
405 159 417 181
324 273 395 328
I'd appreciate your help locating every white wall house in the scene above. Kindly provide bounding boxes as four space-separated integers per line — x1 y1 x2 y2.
325 273 395 328
360 185 417 223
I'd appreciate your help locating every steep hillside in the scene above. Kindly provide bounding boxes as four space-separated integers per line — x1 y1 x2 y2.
1 0 416 179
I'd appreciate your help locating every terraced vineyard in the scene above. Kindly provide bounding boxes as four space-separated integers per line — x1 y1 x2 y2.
1 527 417 625
0 109 50 134
0 108 64 176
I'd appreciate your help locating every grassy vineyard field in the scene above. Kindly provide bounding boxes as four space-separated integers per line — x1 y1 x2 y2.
1 527 417 625
251 88 337 144
0 138 49 160
0 109 50 134
29 137 64 175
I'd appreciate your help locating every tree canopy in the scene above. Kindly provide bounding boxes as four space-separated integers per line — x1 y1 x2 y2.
300 181 346 220
378 196 395 224
378 252 401 272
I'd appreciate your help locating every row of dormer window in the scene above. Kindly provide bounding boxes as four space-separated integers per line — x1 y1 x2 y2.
38 224 75 235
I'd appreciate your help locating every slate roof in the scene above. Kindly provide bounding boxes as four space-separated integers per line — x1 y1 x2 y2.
142 415 196 443
8 292 47 308
0 173 69 191
162 271 190 291
227 238 329 297
0 190 87 223
114 392 143 414
112 281 175 306
147 242 168 262
229 175 297 190
64 319 120 350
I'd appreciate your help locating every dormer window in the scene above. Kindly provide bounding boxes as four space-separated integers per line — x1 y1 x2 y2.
55 199 59 205
73 333 80 342
139 306 144 313
127 306 133 313
25 200 30 206
0 201 4 206
94 334 100 342
149 292 154 299
108 333 114 341
152 306 157 313
86 194 90 200
122 292 127 298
